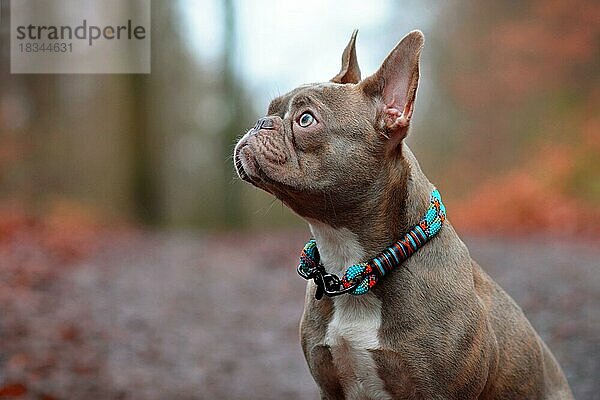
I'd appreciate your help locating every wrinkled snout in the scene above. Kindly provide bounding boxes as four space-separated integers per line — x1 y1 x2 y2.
233 115 288 185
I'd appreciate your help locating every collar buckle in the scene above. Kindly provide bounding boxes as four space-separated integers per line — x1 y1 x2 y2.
297 264 361 300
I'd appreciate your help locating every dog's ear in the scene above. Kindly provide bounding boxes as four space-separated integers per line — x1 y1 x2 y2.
331 30 361 84
361 30 424 146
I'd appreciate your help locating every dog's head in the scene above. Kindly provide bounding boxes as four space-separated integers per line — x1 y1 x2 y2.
234 30 424 228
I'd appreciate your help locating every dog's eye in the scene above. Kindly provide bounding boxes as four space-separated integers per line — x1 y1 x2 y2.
298 112 316 128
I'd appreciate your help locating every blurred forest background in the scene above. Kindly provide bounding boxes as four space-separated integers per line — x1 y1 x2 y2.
0 0 598 399
0 0 598 233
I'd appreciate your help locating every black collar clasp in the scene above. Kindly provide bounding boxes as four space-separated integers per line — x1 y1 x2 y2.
297 263 361 300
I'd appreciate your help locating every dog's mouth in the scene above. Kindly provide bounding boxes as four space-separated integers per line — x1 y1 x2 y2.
234 152 250 182
235 143 302 201
234 145 256 184
234 144 273 190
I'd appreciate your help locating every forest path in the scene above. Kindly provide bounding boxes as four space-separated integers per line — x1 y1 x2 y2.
1 232 598 399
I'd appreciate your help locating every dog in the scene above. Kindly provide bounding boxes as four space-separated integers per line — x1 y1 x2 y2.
234 30 573 400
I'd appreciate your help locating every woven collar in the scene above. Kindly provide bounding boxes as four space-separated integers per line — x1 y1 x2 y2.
297 189 446 299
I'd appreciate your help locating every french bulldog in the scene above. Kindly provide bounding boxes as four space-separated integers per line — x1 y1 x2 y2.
233 30 573 400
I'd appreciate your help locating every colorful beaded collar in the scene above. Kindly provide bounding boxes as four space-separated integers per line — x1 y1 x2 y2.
297 189 446 300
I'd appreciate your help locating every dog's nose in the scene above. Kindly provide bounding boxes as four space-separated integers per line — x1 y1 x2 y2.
254 117 275 130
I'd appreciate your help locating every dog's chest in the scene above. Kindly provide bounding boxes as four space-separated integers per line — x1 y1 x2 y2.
324 295 392 400
325 296 381 349
309 223 392 400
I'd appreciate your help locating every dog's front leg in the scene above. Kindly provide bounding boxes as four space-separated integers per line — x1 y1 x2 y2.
305 344 345 400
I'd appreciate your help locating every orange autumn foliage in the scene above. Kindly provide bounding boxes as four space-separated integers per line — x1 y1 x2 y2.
435 0 599 236
451 170 599 236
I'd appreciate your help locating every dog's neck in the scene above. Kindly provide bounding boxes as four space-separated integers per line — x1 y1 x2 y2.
309 143 435 277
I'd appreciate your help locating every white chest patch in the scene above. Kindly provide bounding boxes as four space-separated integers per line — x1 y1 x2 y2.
309 222 392 400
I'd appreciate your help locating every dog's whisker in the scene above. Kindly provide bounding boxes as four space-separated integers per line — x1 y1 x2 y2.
258 197 279 216
327 191 338 221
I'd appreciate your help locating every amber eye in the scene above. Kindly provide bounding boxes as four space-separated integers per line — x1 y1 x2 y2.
298 112 316 128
